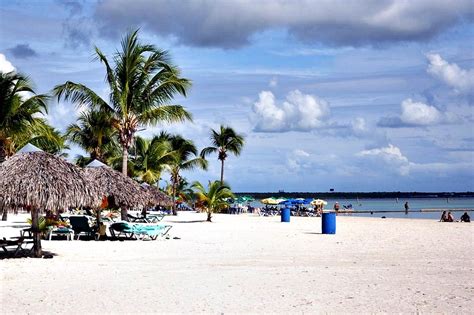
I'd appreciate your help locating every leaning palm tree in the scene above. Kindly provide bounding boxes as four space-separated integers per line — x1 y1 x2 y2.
0 71 50 162
66 109 116 163
53 29 192 176
132 135 175 186
200 125 244 183
192 180 235 222
166 135 207 215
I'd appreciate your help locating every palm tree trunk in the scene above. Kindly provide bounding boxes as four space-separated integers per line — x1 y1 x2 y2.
220 159 225 183
122 147 128 176
207 211 212 222
31 209 42 258
172 179 177 216
1 205 7 221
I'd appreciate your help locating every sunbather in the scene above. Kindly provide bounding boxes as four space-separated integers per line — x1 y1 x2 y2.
460 212 470 222
440 211 448 222
446 212 455 222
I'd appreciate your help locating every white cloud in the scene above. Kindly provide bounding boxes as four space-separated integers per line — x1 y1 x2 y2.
252 90 330 132
350 117 370 135
378 98 459 127
357 144 410 176
400 98 443 125
426 53 474 94
0 53 15 73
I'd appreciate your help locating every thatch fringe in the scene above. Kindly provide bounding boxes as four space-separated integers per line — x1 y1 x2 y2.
0 152 101 212
141 185 173 207
84 166 149 208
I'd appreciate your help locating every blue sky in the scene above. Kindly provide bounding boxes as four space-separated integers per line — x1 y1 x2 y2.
1 0 473 192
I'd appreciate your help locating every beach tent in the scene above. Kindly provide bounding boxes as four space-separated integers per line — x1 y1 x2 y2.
0 151 101 257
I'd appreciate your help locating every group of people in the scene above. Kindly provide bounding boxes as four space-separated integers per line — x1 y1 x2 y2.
440 211 470 222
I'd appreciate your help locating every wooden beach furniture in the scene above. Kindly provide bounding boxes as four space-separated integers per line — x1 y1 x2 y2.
1 236 34 258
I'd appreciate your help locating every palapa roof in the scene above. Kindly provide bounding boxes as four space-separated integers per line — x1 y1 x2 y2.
84 166 149 208
0 151 101 211
141 184 173 207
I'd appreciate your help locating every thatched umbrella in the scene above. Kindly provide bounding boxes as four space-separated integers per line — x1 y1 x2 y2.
0 151 100 257
84 162 150 220
141 184 173 208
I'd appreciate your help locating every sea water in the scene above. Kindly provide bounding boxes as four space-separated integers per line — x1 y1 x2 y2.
250 198 474 220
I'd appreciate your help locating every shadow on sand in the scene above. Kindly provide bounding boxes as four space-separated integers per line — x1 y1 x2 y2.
166 220 207 224
0 249 58 260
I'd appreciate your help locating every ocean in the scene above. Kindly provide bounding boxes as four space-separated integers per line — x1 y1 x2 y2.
248 197 474 220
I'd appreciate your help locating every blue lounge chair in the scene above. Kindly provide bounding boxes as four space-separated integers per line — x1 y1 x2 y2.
109 222 172 240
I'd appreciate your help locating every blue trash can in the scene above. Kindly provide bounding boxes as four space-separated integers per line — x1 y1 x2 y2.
281 207 290 222
322 211 336 234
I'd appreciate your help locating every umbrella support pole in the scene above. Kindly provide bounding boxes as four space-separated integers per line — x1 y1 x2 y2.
31 209 42 258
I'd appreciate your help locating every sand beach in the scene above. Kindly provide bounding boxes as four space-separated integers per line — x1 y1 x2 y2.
1 212 473 314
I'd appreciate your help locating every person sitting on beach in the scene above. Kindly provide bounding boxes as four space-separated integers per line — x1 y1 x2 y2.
439 211 448 222
333 202 340 213
446 211 455 222
460 212 470 222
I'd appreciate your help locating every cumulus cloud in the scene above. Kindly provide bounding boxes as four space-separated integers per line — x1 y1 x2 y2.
0 54 15 73
426 53 474 94
252 90 330 132
95 0 474 48
378 98 458 127
357 144 410 175
356 143 474 179
7 44 38 59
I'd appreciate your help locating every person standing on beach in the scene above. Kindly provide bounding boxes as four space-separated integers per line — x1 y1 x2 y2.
404 202 409 215
333 202 340 214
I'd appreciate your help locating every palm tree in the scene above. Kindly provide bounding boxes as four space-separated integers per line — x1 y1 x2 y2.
23 124 69 156
200 125 244 183
166 134 207 215
192 180 235 222
165 176 194 207
0 71 50 162
53 29 192 176
1 71 67 221
132 135 174 186
66 109 116 163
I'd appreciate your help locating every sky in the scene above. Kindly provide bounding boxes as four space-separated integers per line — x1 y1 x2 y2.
0 0 473 192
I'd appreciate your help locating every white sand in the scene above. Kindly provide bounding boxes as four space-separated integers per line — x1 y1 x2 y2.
1 212 473 314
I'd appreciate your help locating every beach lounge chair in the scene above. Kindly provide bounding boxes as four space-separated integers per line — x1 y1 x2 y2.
47 226 75 241
69 216 98 240
109 222 172 240
128 213 164 223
